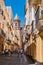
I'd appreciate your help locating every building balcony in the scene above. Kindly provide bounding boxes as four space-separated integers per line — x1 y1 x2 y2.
37 20 43 30
29 0 41 6
33 5 43 36
33 20 43 37
37 20 43 37
30 0 36 5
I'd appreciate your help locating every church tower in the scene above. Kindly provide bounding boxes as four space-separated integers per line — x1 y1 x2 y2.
13 14 20 30
13 14 22 49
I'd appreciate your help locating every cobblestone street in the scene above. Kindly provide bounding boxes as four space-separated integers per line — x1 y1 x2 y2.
0 53 35 65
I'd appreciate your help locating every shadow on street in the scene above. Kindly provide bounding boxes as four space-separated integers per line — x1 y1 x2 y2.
0 53 35 65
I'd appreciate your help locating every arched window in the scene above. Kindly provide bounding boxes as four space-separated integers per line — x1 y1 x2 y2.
15 23 17 26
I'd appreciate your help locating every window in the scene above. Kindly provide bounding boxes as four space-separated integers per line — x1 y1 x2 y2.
0 5 1 9
0 3 2 14
41 10 43 19
41 10 43 14
3 15 5 20
15 23 17 26
32 21 34 32
0 3 4 16
0 4 1 9
27 26 30 30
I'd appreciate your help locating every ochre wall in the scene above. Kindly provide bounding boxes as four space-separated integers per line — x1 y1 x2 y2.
30 0 41 5
26 34 43 62
0 43 3 51
36 35 43 62
27 43 36 59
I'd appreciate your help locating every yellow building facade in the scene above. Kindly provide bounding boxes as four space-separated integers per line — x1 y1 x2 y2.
25 0 43 64
0 0 13 51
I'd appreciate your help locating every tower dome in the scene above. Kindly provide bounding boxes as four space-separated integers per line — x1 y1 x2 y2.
14 14 20 21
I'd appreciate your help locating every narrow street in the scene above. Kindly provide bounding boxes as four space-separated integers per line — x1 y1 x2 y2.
0 53 35 65
0 0 43 65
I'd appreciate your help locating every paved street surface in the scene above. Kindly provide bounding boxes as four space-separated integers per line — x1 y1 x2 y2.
0 53 35 65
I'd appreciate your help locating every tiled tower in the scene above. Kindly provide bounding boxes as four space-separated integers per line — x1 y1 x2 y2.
13 14 22 49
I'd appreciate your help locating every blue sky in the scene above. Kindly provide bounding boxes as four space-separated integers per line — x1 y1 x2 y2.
4 0 26 26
